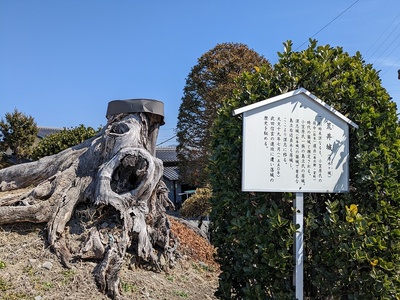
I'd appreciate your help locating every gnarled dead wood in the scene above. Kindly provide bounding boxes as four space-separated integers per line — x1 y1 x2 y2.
0 101 177 300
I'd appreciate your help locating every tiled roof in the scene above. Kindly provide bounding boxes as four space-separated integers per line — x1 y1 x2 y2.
37 126 63 138
155 147 177 163
163 166 179 181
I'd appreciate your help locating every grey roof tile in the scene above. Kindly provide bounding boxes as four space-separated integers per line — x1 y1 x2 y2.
155 147 177 162
37 126 63 138
163 166 179 181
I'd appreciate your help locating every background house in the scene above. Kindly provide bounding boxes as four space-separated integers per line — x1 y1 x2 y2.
37 126 64 139
155 146 188 208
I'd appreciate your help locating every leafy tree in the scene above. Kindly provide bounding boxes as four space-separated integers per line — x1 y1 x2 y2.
176 42 271 186
32 124 99 159
0 109 38 164
210 40 400 299
0 153 11 169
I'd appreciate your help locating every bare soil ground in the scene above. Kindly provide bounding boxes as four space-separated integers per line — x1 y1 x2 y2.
0 216 219 300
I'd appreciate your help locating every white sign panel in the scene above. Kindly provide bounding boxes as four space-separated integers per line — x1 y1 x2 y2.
235 89 357 193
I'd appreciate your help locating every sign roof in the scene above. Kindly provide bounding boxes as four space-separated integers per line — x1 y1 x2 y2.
233 88 358 129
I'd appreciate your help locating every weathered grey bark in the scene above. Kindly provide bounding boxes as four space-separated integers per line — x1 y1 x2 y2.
0 110 177 300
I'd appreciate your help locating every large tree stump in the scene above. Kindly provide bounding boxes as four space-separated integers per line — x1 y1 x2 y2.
0 99 177 300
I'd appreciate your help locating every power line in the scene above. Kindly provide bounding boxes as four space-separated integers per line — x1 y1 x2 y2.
370 23 400 65
376 39 400 69
373 38 400 67
156 135 177 146
381 56 400 76
295 0 359 51
365 12 400 57
158 127 176 130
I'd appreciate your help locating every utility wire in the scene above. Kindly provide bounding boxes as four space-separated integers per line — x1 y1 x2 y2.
157 135 177 146
381 56 400 76
365 12 400 57
376 37 400 69
369 22 400 65
295 0 359 51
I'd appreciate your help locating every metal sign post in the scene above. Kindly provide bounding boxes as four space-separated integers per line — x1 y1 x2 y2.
294 193 304 300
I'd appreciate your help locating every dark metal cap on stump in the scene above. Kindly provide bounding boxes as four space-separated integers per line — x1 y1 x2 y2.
106 99 165 125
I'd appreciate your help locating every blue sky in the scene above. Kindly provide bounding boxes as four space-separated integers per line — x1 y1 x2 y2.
1 1 399 146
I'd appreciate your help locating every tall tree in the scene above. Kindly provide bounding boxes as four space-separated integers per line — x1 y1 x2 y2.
210 40 400 299
0 109 38 163
177 42 271 186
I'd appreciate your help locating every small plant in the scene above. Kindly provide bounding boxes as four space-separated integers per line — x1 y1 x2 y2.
192 262 215 273
22 265 35 276
0 261 6 269
0 292 29 300
121 281 138 293
0 276 11 291
174 290 188 298
165 274 174 282
61 269 76 285
41 281 54 291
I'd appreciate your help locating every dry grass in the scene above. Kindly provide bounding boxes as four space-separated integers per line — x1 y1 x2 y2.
0 218 219 300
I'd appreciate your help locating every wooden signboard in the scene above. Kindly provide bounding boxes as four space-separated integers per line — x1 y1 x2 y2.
233 88 358 300
233 88 358 193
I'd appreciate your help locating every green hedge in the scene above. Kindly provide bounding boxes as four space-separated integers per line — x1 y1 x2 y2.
210 40 400 299
33 124 98 160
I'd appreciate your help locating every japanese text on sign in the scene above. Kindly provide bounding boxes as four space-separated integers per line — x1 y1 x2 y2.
240 93 351 193
263 116 338 186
